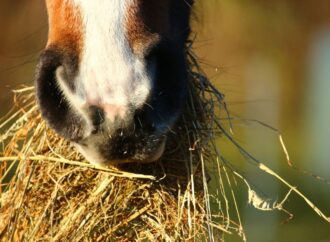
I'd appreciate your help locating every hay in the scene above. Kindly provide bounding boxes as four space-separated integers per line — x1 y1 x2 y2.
1 46 329 242
0 47 236 241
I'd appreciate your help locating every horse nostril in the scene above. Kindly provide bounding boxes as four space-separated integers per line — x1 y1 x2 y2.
88 105 105 128
91 128 98 135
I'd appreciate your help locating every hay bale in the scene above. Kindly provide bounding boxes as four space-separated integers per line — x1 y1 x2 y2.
0 50 232 241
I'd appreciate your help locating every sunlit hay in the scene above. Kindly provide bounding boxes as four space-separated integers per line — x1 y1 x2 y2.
2 41 330 241
0 45 238 241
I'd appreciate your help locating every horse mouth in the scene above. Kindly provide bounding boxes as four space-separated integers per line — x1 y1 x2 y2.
133 137 167 163
112 139 167 166
74 134 168 166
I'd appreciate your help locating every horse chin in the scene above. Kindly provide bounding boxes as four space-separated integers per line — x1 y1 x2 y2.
74 137 167 167
135 137 167 164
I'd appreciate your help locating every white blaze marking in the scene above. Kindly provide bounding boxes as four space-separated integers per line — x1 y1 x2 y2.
69 0 152 122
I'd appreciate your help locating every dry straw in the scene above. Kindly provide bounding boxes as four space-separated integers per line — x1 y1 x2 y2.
1 46 329 241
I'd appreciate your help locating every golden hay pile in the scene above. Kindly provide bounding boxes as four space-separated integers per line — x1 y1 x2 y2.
0 50 237 241
1 48 329 242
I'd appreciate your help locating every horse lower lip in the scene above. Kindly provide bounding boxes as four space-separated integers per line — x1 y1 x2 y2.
145 138 167 162
122 137 167 164
94 137 167 166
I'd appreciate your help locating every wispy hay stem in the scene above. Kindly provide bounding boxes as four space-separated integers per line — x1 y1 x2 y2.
0 156 155 180
218 119 330 224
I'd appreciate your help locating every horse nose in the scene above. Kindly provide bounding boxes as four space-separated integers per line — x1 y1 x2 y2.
88 105 105 130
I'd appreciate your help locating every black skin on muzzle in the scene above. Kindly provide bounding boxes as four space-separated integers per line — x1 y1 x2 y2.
35 0 193 162
35 48 87 142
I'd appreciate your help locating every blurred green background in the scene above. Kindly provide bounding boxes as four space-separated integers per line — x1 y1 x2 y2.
0 1 329 241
